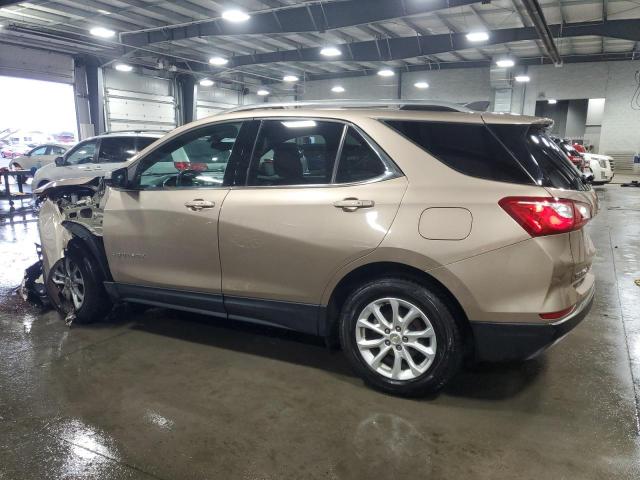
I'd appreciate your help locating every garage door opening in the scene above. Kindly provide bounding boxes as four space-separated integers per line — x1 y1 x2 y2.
0 76 78 162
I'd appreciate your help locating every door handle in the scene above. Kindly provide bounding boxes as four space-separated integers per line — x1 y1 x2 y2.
185 199 215 211
333 198 375 212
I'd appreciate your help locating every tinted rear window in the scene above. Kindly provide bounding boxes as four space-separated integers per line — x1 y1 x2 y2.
384 120 533 184
489 124 589 191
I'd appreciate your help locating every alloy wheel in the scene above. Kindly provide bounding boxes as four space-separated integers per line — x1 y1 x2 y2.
50 257 85 311
355 297 437 381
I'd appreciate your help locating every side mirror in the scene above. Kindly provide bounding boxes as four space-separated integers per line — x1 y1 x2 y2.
109 167 130 189
54 156 64 166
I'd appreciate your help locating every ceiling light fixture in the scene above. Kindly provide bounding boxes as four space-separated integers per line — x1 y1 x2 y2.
257 89 270 96
282 120 317 128
115 63 133 72
209 56 229 66
283 75 299 82
414 81 429 89
222 9 250 22
377 69 395 77
199 79 214 87
97 9 111 15
514 75 530 82
90 26 115 38
320 47 341 57
331 86 345 93
548 98 557 104
466 31 489 42
496 58 515 68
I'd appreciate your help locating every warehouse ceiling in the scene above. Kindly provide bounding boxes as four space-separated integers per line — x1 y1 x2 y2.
0 0 639 90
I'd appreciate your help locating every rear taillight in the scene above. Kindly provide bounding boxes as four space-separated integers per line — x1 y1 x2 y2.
540 305 575 320
499 196 592 237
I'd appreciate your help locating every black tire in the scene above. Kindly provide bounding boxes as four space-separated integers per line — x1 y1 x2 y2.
45 243 112 324
339 277 463 397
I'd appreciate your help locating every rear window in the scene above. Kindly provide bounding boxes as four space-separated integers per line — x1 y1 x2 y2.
489 125 589 191
384 120 533 184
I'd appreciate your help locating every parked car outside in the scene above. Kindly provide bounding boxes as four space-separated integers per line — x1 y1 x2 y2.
9 144 69 172
35 103 597 396
1 143 31 159
32 132 162 189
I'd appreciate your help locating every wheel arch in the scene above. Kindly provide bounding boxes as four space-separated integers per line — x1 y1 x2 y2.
322 261 473 354
62 222 113 282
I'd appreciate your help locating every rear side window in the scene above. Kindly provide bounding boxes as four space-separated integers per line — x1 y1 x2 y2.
489 124 589 191
384 120 533 184
335 128 387 183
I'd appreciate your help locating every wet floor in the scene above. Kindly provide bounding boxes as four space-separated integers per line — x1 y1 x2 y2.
1 184 640 479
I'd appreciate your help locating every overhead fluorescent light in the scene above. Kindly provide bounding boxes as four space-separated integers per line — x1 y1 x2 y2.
199 79 214 87
466 31 489 42
282 120 317 128
257 89 270 96
496 58 515 68
209 56 229 66
283 75 299 82
331 86 345 93
548 98 557 104
514 75 530 82
320 47 341 57
90 26 115 38
414 81 429 89
377 69 394 77
115 63 133 72
222 9 250 22
97 9 111 15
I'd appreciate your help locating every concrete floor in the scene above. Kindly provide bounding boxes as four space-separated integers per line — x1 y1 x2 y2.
1 184 640 479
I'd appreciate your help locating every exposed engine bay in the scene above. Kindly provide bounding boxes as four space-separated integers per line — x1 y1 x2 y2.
37 178 106 277
23 177 108 323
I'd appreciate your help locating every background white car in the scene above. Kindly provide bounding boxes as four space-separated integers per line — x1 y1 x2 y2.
9 143 69 172
32 132 162 189
584 153 614 185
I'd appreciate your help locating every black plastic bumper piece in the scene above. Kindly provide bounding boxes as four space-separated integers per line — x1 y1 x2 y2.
470 289 595 362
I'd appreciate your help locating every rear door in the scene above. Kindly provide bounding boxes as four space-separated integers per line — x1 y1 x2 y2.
218 118 407 333
60 139 99 177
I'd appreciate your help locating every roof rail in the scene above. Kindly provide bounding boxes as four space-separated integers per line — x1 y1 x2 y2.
102 130 166 135
223 100 478 114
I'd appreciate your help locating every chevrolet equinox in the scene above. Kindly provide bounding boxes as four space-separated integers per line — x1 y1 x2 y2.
36 102 596 396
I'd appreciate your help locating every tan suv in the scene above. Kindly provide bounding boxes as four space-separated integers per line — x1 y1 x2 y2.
36 101 596 396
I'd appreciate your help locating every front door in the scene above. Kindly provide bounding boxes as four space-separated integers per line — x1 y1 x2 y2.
218 119 408 333
103 121 246 301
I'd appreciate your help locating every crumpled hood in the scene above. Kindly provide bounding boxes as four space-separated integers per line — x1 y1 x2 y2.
33 176 100 196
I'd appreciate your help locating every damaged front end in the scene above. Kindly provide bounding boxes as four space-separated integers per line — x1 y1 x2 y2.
27 177 109 324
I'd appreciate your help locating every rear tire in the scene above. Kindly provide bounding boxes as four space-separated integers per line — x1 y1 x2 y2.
46 244 112 324
339 278 463 397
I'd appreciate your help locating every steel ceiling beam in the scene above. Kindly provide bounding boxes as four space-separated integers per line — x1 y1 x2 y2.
520 0 562 65
189 19 640 71
120 0 481 47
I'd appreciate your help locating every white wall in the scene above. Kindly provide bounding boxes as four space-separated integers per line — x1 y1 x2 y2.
521 60 640 153
296 67 491 104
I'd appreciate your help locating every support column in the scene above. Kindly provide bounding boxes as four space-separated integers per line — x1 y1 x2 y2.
178 75 197 125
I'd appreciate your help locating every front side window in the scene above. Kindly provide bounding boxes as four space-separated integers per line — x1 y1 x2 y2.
136 122 241 189
98 137 137 163
247 119 345 186
64 140 97 165
29 146 47 156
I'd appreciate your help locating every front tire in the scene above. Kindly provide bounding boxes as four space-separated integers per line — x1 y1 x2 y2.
46 244 112 324
339 278 463 397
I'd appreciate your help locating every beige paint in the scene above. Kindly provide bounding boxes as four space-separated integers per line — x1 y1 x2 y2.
94 107 595 326
419 208 472 240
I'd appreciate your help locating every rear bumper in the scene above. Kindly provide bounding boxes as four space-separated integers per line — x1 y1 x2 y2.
470 284 595 362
